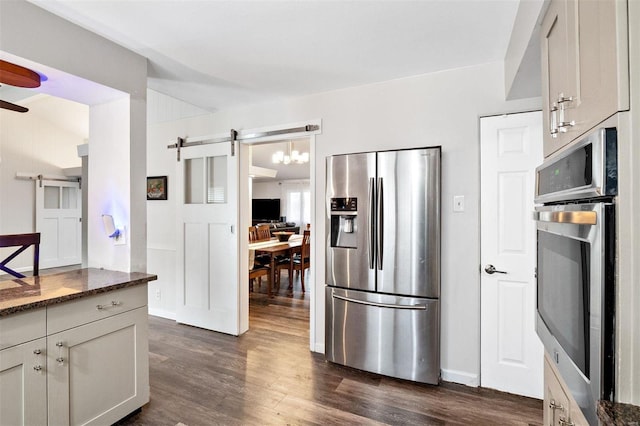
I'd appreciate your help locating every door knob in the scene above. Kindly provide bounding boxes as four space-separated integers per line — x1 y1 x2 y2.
484 264 507 275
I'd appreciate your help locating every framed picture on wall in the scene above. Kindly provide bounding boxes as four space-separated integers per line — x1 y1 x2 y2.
147 176 168 200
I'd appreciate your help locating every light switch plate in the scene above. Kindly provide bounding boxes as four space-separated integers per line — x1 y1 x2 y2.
453 195 465 212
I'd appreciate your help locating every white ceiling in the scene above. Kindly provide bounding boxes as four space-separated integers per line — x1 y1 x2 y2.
0 51 127 106
29 0 521 112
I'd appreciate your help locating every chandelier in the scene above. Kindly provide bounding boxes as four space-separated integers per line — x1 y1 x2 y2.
272 141 309 165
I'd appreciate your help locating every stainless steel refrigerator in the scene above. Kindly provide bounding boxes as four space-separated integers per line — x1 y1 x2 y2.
325 147 441 384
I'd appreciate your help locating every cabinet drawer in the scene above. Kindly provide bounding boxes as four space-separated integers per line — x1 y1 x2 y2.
0 308 46 350
47 285 147 334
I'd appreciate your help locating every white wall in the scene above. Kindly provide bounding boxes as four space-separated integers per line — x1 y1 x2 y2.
504 0 546 100
0 96 86 269
252 181 282 199
147 89 210 125
87 98 131 272
147 61 541 384
0 0 147 272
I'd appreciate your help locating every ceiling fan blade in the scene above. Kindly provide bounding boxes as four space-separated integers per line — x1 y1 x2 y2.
0 60 41 88
0 99 29 113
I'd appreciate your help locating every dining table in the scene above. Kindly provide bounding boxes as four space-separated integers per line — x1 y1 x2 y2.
249 234 303 297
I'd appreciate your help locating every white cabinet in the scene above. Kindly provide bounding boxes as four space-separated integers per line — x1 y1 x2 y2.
543 354 588 426
0 284 149 426
0 308 47 426
541 0 629 157
47 307 149 426
0 338 47 426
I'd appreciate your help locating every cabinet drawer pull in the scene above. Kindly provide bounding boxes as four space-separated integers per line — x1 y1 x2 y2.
96 301 122 310
559 417 574 426
33 365 43 372
557 94 573 104
557 120 575 130
550 103 558 137
56 342 65 365
549 399 564 411
33 349 42 355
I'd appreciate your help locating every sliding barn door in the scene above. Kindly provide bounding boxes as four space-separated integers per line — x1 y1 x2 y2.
35 180 82 269
176 142 240 334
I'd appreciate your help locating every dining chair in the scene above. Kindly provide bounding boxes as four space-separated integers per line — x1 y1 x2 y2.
251 225 272 266
292 230 310 292
248 226 258 242
256 224 272 241
274 255 293 292
249 249 271 292
0 233 40 279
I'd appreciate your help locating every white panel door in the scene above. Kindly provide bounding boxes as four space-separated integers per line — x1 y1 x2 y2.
480 111 543 399
35 180 82 269
176 141 239 335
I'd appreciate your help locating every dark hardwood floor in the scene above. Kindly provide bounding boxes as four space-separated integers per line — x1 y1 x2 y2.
120 274 543 426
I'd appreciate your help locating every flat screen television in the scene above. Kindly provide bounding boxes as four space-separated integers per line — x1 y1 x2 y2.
252 198 281 222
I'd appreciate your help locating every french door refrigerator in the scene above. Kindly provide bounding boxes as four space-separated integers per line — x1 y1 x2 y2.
325 147 441 384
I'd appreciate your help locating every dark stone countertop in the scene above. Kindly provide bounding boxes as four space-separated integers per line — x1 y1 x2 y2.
598 400 640 425
0 268 157 316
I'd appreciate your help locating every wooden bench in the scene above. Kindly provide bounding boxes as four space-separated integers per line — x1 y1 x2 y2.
0 233 40 278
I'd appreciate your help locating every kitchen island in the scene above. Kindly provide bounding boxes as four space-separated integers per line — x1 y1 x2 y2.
0 268 157 425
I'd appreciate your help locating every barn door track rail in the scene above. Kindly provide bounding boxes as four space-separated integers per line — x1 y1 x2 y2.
167 124 320 161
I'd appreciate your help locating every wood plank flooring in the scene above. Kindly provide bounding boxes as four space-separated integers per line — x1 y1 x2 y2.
120 274 543 426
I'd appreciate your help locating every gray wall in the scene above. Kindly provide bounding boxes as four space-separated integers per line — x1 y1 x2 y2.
147 61 541 384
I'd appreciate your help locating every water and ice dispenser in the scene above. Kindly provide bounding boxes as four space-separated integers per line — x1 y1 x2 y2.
329 197 358 248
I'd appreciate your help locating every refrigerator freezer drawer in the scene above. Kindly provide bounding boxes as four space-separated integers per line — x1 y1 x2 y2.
325 287 440 384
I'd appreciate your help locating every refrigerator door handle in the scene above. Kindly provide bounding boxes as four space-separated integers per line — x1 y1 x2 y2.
368 177 375 269
332 293 427 310
377 177 384 269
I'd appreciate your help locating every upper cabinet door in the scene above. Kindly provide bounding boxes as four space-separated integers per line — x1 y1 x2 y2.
541 0 629 158
574 0 629 134
541 0 579 157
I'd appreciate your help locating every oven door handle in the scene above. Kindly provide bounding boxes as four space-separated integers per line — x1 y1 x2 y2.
533 210 597 225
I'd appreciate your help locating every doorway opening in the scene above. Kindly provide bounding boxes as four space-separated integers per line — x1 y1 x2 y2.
247 137 313 336
0 53 130 277
243 137 313 320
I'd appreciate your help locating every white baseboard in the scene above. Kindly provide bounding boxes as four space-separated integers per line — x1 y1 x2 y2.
148 308 176 321
441 369 479 387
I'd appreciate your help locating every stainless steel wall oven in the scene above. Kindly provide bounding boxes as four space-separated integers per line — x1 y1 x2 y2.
534 128 617 424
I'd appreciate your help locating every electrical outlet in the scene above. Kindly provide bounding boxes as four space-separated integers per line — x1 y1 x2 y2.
113 226 126 245
155 289 161 300
453 195 465 212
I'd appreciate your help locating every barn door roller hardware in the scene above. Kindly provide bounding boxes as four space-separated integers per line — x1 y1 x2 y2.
167 124 320 162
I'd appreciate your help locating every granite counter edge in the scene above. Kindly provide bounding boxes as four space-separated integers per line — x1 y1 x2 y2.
0 275 157 317
598 400 640 425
